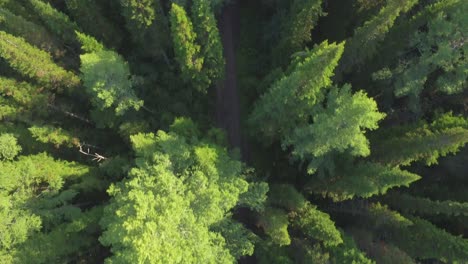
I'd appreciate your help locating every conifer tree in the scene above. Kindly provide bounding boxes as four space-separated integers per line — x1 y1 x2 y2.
274 0 324 66
26 0 79 45
28 125 80 148
307 162 421 202
0 0 466 262
120 0 158 31
284 85 385 172
387 216 468 262
191 0 225 85
265 185 343 247
258 207 291 246
372 112 468 166
64 0 122 47
0 151 91 263
337 0 418 74
169 3 206 91
0 77 49 121
79 34 143 126
0 8 61 55
249 41 345 141
377 0 467 100
100 119 267 263
384 192 468 216
327 233 374 264
0 31 80 90
0 0 40 24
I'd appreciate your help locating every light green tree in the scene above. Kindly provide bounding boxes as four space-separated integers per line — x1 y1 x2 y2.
100 119 267 263
284 85 385 172
249 41 345 141
0 133 21 160
79 35 143 126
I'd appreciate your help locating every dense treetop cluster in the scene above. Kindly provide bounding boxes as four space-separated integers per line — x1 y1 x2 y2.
0 0 466 263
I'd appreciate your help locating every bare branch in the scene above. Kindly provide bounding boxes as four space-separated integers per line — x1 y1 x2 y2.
78 144 107 162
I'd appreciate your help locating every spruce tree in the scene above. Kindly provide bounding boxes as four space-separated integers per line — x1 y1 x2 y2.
191 0 225 86
0 31 80 91
249 41 345 141
384 192 468 216
169 3 205 91
0 77 49 121
0 8 61 55
307 162 421 202
387 216 468 262
120 0 158 31
337 0 418 74
64 0 122 47
273 0 324 66
372 113 468 166
284 85 385 172
25 0 79 45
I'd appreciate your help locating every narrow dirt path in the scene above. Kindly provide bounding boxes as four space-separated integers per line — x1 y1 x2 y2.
216 1 242 151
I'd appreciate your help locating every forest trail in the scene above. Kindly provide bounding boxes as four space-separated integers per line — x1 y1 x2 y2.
216 1 243 153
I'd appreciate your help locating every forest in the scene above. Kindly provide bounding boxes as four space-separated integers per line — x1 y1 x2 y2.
0 0 467 263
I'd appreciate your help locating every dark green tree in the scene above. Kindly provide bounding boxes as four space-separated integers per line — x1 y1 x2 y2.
0 31 80 91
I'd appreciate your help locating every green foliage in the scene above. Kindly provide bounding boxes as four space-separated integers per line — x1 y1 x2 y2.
293 202 343 246
214 219 257 259
338 0 418 73
0 1 466 262
120 0 157 30
13 207 102 264
26 0 79 44
0 153 89 195
255 241 294 264
0 8 60 55
259 207 291 246
80 48 143 123
266 184 342 246
238 181 269 212
366 203 413 229
268 184 307 210
0 195 41 263
385 192 468 216
350 229 415 264
0 152 90 263
0 77 49 121
388 216 468 262
308 162 421 201
285 85 385 171
328 233 374 264
76 31 104 53
0 31 80 90
381 0 467 98
100 122 264 262
249 41 345 141
28 125 79 148
169 4 206 90
65 0 122 47
0 133 21 160
298 243 330 264
274 0 324 65
191 0 225 85
373 113 468 166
